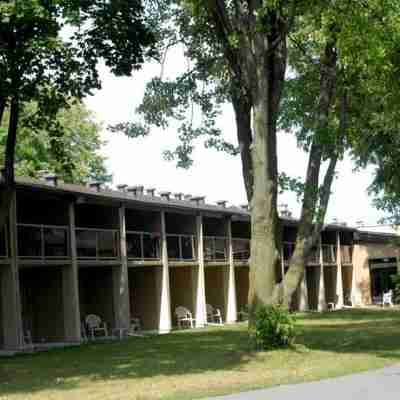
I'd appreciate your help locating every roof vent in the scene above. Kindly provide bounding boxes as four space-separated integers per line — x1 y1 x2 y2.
216 200 227 208
174 193 184 201
44 174 58 186
116 184 128 192
127 186 137 196
136 185 144 196
240 204 249 211
160 191 171 200
191 196 206 205
146 188 156 197
88 181 102 192
184 194 192 201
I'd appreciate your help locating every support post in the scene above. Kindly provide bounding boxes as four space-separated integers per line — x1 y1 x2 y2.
113 205 130 330
63 202 81 342
193 214 207 327
318 236 326 311
224 217 237 323
158 210 172 333
1 189 23 350
336 232 344 309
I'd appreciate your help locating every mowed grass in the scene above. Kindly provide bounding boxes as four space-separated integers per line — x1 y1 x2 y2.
1 308 400 400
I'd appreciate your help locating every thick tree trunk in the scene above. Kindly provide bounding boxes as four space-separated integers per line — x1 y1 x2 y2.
0 96 19 231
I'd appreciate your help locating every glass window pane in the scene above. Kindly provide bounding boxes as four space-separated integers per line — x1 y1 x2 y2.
18 226 42 257
215 238 227 260
44 228 68 257
98 231 118 258
143 234 160 259
167 236 180 259
204 238 214 260
127 233 142 258
182 236 194 260
76 230 96 257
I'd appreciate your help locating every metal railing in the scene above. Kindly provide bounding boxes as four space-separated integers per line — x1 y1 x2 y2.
282 242 319 264
232 238 250 261
322 244 337 264
340 245 353 264
17 223 69 259
126 231 161 260
204 236 228 261
76 227 119 259
166 234 196 261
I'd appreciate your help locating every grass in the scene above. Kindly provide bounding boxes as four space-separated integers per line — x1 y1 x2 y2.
1 308 400 400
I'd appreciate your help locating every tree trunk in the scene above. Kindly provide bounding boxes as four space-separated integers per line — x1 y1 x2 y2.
0 98 5 125
0 96 19 231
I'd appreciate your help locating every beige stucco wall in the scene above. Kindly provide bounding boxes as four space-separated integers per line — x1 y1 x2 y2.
20 267 65 342
129 267 159 330
205 266 226 319
353 243 399 304
235 266 249 313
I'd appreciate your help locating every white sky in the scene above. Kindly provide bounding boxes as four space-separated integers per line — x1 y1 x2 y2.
84 58 386 228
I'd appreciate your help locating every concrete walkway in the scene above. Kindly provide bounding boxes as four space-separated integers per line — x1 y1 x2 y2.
210 364 400 399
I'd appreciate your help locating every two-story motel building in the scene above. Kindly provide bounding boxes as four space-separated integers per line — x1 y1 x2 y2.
0 176 398 351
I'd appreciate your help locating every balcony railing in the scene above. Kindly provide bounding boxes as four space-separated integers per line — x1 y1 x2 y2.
17 224 69 259
232 238 250 261
166 234 196 261
204 236 228 261
126 231 161 260
340 245 353 264
76 228 119 259
322 244 337 264
282 242 319 264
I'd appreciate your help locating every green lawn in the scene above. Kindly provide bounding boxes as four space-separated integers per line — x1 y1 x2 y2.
1 308 400 400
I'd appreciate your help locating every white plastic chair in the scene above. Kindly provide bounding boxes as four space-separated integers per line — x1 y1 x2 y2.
85 314 108 339
206 304 223 324
382 290 393 307
175 306 195 329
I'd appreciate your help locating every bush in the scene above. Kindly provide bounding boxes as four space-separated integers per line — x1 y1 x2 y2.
252 304 297 350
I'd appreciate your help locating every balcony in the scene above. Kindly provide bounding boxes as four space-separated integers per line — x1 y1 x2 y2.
340 245 353 264
204 236 228 262
126 231 161 260
76 228 119 259
232 238 250 261
17 224 69 259
322 244 337 264
166 234 196 261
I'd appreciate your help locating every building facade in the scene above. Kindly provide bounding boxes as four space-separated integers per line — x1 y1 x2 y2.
0 176 398 351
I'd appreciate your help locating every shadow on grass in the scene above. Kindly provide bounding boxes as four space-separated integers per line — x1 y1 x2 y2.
1 309 400 397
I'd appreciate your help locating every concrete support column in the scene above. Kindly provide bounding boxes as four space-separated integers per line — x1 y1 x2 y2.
224 218 237 323
1 190 23 350
113 205 130 330
336 232 344 309
318 237 326 311
193 214 206 327
298 270 309 311
62 203 81 342
158 211 172 333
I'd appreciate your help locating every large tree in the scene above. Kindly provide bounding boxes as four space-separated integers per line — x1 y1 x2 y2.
0 0 155 226
116 0 400 312
0 101 111 184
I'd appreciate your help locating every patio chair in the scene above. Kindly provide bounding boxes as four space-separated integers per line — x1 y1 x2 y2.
237 307 249 321
22 330 34 350
85 314 108 339
130 317 142 333
382 290 394 307
206 304 223 324
175 306 196 329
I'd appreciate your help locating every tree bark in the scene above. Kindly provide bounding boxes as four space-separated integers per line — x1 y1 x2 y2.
0 96 19 231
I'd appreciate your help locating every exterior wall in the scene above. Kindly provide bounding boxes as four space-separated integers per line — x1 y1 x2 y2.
169 266 196 325
205 266 226 319
20 267 65 342
323 265 337 305
79 267 115 330
235 266 249 314
306 266 319 310
129 267 159 330
353 243 399 304
342 265 353 304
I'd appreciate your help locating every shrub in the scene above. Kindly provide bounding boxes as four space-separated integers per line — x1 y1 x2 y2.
252 304 297 350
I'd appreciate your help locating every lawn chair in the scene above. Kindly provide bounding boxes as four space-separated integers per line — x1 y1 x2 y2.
206 304 223 324
175 306 195 329
129 317 142 334
382 290 393 307
85 314 108 339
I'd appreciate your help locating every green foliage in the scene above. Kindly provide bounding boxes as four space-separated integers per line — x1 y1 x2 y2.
391 274 400 304
252 305 297 350
0 101 111 184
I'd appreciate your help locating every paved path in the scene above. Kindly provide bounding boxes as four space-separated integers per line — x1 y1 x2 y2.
209 364 400 399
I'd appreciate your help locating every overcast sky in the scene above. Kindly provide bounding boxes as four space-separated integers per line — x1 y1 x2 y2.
84 57 386 228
